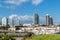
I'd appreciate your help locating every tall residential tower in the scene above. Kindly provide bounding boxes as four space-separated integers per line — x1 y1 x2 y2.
50 16 53 25
2 17 8 26
33 14 39 25
9 17 20 27
13 17 20 26
46 14 53 26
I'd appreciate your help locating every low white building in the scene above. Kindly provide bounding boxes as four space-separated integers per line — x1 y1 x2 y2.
8 27 16 32
23 24 30 26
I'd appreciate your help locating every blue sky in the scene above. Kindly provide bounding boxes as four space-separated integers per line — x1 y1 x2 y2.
0 0 60 24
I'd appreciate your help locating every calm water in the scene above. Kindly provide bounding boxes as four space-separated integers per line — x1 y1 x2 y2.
0 32 28 35
56 32 60 34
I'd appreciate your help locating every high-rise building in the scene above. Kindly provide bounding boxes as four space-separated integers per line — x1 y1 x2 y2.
46 14 50 26
33 14 39 25
50 16 53 25
9 17 20 27
2 17 8 26
45 14 53 26
9 18 14 27
13 18 20 26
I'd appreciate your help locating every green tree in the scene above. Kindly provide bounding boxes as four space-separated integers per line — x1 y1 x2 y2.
2 33 16 40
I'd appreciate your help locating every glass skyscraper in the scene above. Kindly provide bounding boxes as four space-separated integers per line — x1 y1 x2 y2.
46 14 53 26
9 17 20 27
33 14 39 25
13 17 20 26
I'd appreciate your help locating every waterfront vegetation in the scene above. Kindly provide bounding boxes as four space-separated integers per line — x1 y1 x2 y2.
0 34 24 37
0 33 16 40
22 33 60 40
0 33 60 40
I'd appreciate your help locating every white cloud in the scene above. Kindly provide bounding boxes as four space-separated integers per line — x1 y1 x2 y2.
4 0 43 6
4 0 28 5
20 15 33 21
9 14 18 19
0 4 15 9
0 0 44 9
32 0 44 6
9 14 32 21
0 0 28 9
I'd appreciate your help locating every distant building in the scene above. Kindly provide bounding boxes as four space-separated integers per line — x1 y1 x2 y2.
13 18 20 26
2 17 8 26
46 14 50 26
50 16 53 25
23 24 32 27
33 14 39 25
9 18 14 27
45 14 53 26
9 17 20 27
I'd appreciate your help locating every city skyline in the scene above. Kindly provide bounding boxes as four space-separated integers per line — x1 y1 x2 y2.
0 0 60 24
1 14 53 25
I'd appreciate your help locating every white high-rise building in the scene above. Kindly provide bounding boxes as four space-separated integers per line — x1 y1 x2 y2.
46 14 53 26
2 17 8 26
46 14 50 26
